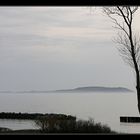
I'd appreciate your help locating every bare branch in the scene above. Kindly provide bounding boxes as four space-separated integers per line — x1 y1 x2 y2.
103 6 140 113
103 6 139 67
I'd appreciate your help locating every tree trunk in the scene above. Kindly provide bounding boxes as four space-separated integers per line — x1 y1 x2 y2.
135 66 140 114
129 27 140 114
137 87 140 114
135 69 140 114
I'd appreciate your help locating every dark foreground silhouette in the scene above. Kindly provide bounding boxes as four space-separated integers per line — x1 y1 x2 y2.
0 112 116 134
0 112 46 120
120 116 140 123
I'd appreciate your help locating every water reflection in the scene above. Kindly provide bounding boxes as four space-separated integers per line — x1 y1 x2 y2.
0 92 139 133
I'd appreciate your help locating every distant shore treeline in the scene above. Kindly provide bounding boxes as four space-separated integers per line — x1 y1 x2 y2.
0 86 133 94
0 112 75 120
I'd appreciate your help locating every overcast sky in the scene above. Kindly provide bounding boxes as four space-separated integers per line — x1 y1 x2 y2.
0 7 140 91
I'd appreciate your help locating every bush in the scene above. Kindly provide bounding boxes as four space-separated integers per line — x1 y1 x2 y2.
34 114 76 133
75 119 112 133
34 115 115 133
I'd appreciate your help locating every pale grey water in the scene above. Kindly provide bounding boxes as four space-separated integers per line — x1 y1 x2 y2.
0 92 140 133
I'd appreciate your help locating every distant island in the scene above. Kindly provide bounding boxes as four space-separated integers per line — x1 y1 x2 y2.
0 86 133 94
53 86 133 93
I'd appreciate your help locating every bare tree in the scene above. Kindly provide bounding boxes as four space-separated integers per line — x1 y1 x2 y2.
103 7 140 114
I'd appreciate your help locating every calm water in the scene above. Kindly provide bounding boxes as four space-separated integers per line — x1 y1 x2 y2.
0 92 140 133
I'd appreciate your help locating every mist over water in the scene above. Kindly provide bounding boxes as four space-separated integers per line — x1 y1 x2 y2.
0 91 139 133
0 7 140 133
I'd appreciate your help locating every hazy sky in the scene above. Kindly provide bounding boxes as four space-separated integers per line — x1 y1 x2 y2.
0 7 140 91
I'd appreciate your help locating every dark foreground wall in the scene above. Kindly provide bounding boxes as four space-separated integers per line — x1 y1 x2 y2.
120 116 140 123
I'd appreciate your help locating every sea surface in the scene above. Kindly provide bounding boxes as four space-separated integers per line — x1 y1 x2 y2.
0 91 140 133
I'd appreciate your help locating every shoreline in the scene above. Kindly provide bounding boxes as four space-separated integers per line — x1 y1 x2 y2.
0 112 117 134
